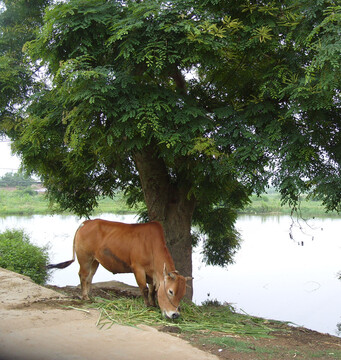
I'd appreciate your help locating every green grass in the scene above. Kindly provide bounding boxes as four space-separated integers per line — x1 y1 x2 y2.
208 336 275 355
309 350 341 359
0 188 49 215
90 296 282 338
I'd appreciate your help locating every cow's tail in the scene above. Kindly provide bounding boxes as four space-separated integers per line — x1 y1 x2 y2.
46 259 74 269
46 223 83 270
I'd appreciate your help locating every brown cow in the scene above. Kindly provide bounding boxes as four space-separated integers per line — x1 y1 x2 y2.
47 219 192 319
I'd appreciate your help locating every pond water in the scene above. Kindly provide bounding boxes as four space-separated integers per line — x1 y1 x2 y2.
0 213 340 337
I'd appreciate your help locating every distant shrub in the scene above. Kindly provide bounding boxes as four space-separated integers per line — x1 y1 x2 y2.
0 229 50 284
201 298 236 312
15 187 38 196
202 298 222 307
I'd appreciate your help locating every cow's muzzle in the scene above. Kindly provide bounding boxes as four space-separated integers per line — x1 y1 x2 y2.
172 312 180 320
163 310 181 320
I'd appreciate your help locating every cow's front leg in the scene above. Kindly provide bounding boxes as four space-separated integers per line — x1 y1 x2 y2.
133 267 150 306
148 283 157 307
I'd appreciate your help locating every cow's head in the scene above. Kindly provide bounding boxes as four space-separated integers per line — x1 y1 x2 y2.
157 264 192 319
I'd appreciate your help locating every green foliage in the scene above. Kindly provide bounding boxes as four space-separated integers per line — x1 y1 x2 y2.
0 229 50 284
0 0 50 134
1 0 341 268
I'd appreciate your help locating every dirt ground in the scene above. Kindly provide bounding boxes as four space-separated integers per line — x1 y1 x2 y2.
48 283 341 360
1 268 341 360
0 268 217 360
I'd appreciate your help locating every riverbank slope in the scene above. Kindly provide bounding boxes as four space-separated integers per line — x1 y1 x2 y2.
1 268 340 360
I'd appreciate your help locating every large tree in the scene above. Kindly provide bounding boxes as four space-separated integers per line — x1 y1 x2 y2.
1 0 340 297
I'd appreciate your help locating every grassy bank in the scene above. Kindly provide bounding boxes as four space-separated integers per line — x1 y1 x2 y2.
0 187 338 218
0 188 138 216
0 188 49 216
241 192 337 218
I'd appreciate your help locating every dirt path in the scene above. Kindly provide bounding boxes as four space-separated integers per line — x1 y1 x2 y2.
0 268 218 360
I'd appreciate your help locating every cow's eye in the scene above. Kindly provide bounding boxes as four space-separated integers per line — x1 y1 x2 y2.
168 289 174 296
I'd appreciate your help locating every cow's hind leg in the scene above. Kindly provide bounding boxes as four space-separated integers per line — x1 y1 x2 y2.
78 258 99 300
87 259 99 295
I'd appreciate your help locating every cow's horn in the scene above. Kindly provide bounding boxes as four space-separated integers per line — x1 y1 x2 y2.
163 263 167 277
168 272 176 280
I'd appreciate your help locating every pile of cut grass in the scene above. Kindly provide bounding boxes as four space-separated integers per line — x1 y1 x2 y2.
90 296 283 338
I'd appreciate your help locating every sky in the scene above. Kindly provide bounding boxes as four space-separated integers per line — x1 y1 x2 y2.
0 139 21 177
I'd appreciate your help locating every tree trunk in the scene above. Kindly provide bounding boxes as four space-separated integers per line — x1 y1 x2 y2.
134 147 195 299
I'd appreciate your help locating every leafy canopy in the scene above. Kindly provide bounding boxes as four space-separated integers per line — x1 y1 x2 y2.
0 0 49 131
1 0 340 266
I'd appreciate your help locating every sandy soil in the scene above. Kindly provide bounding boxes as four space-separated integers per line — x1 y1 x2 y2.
0 268 218 360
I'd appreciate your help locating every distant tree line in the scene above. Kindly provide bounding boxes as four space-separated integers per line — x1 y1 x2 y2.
0 172 38 188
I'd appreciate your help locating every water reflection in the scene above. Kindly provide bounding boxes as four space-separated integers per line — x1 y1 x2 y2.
0 214 340 337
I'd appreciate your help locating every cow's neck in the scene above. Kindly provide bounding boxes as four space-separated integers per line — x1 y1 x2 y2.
153 242 175 289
